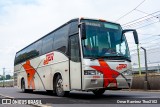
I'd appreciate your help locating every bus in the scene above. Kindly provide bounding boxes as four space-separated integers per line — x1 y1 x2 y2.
14 18 139 97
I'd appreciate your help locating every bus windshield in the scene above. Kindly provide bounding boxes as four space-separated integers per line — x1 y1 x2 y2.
81 19 130 61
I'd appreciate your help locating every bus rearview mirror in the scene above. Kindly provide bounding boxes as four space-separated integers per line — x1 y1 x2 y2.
133 31 139 44
122 29 139 44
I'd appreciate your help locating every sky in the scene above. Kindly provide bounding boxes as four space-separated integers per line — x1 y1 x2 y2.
0 0 160 75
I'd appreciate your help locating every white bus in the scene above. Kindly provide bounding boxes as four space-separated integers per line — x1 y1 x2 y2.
14 18 139 97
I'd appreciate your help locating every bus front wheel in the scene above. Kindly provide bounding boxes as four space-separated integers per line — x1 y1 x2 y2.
55 75 69 97
92 89 105 96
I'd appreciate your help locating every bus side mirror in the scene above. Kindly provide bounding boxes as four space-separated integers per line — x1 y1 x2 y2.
122 29 139 44
79 23 86 39
133 30 139 44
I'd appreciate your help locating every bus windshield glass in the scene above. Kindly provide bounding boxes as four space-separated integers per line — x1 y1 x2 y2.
81 19 130 60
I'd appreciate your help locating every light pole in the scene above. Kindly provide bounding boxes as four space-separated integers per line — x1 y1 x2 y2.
137 44 142 75
141 47 148 90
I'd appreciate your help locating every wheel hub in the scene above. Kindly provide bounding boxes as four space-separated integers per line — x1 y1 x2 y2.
56 79 63 94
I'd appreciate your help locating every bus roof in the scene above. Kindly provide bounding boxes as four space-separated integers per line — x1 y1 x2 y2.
80 17 120 25
16 18 121 54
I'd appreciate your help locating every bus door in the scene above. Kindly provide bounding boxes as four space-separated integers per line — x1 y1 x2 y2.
69 34 82 89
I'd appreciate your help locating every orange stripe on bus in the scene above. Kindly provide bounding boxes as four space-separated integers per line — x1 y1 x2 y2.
22 60 36 89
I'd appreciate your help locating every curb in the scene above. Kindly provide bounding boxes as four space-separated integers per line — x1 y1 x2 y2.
122 89 160 92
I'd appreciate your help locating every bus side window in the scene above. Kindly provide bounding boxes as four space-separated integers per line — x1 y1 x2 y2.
34 40 42 56
69 35 80 62
53 25 69 54
69 21 78 35
42 35 54 55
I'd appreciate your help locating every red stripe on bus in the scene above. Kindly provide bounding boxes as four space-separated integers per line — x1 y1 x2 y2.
90 59 120 88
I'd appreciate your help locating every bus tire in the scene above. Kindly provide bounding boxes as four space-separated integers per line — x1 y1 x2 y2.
55 75 69 97
46 90 56 95
46 90 53 93
26 89 33 93
92 89 105 96
21 79 27 93
21 79 33 93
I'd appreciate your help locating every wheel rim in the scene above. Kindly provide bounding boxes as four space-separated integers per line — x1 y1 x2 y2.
56 79 63 94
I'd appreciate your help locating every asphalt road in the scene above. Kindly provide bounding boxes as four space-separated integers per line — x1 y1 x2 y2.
0 87 160 107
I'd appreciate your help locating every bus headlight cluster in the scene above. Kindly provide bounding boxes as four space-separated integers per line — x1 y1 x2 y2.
122 69 132 76
84 70 96 75
84 70 102 75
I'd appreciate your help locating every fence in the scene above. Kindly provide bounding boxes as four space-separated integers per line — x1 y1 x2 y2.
0 79 14 87
131 73 160 90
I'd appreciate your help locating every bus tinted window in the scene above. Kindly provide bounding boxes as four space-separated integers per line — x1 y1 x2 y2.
53 25 69 54
14 19 77 65
42 34 54 55
25 44 37 60
69 34 80 62
69 21 78 35
15 41 42 65
34 40 42 56
14 51 23 65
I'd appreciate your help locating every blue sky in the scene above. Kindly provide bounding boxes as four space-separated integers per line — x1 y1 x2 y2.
0 0 37 5
0 0 160 75
0 0 37 12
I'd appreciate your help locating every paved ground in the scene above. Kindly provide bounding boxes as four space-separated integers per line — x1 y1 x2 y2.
0 87 160 107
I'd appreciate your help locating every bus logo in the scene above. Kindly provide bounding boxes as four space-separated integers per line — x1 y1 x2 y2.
116 64 127 70
43 53 54 65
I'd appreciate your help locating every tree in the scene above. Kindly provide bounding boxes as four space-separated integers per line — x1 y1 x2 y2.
0 75 5 80
6 75 11 80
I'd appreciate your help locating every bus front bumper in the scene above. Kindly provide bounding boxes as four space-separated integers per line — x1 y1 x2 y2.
83 75 132 90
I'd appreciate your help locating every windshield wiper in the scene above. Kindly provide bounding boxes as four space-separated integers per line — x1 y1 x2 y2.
86 56 99 61
114 56 131 62
85 56 131 62
97 55 131 62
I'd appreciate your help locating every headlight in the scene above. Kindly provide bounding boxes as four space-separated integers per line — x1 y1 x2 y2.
84 70 96 75
84 70 103 75
122 69 133 76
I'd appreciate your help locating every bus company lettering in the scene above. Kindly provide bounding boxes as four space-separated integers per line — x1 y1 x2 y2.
43 53 54 65
116 64 127 70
